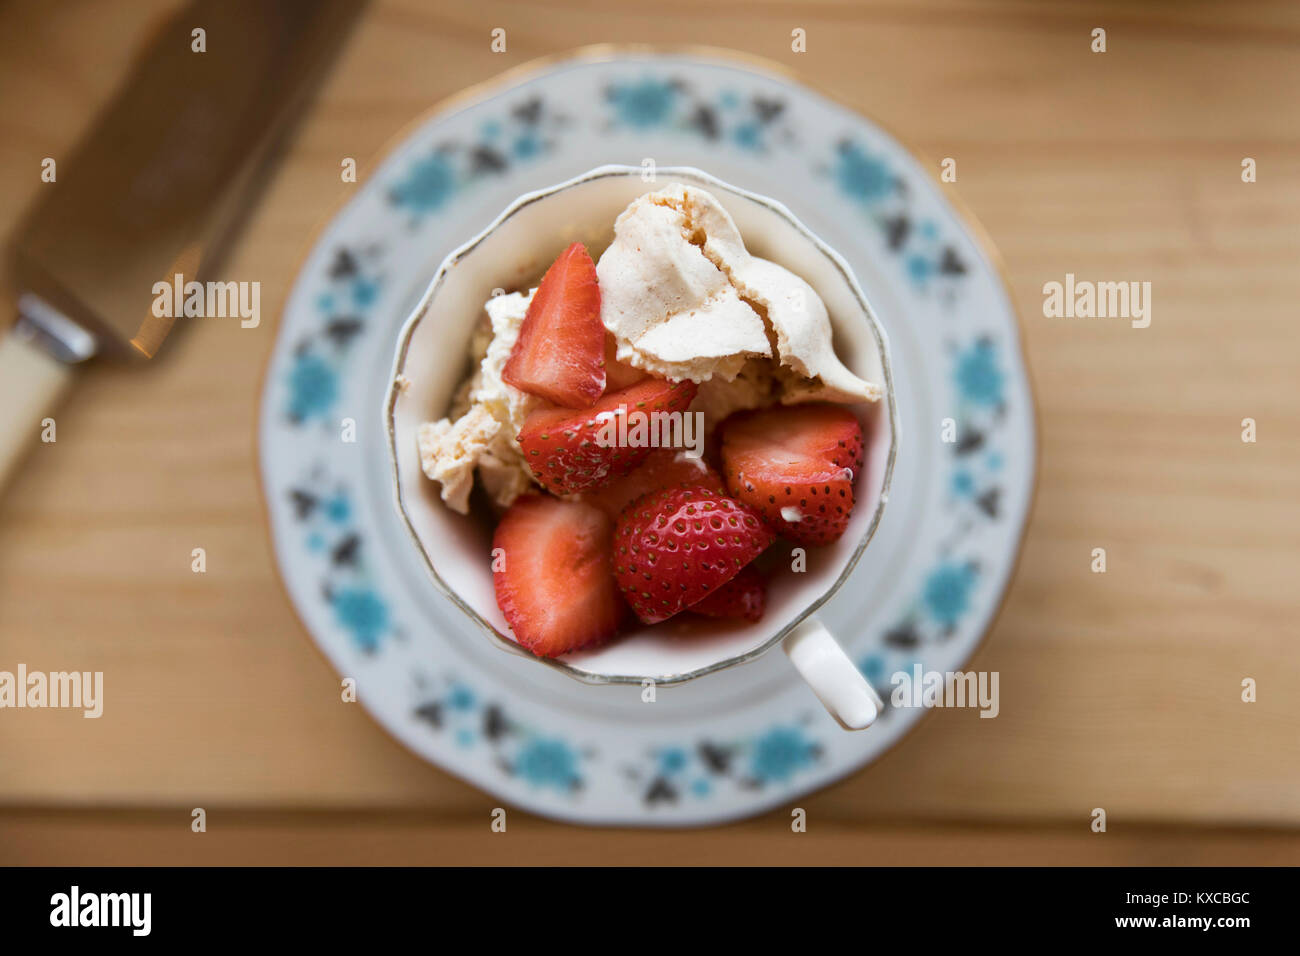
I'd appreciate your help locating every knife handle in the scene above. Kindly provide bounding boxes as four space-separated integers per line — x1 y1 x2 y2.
0 326 75 491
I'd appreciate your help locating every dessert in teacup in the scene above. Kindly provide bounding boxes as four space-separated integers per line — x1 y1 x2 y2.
416 184 881 658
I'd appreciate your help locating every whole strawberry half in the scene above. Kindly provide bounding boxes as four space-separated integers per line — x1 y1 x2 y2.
492 495 626 657
518 378 697 495
502 242 606 408
719 403 865 546
689 565 766 622
614 486 774 624
584 447 725 520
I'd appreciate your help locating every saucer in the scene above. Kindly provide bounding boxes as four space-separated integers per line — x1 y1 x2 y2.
258 47 1035 826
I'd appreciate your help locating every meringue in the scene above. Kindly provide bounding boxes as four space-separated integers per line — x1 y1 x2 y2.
417 290 539 513
417 406 499 514
597 184 880 404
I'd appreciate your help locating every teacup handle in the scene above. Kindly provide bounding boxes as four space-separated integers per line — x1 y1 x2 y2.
783 617 882 730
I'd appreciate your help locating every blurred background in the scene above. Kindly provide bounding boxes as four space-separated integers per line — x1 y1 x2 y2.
0 0 1297 864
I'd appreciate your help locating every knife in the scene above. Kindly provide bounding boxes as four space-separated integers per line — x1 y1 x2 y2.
0 0 365 488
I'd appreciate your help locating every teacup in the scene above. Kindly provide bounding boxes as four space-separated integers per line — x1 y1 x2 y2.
385 166 898 729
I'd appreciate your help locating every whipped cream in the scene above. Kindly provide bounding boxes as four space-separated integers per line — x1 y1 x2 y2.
597 184 881 404
417 290 538 513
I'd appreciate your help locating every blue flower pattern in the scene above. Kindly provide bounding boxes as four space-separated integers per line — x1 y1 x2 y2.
514 738 582 791
388 152 456 216
626 723 825 803
286 354 339 424
331 587 389 653
273 67 1019 810
943 338 1008 520
410 675 591 790
835 141 894 201
387 97 566 222
751 727 819 784
922 563 977 630
283 249 383 426
955 339 1005 408
606 78 678 127
289 479 397 653
862 339 1008 659
604 76 792 152
826 139 967 292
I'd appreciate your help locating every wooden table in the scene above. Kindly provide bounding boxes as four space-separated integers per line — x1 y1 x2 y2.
2 0 1298 865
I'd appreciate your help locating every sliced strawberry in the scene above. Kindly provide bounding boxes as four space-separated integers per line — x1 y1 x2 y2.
689 565 766 621
502 242 605 408
492 495 625 657
603 332 649 392
719 403 864 546
585 447 725 520
614 486 773 624
518 378 697 495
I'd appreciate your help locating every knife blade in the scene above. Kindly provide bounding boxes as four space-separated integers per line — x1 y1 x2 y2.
0 0 366 487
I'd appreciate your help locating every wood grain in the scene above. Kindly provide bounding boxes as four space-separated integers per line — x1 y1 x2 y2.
0 0 1298 861
4 810 1298 866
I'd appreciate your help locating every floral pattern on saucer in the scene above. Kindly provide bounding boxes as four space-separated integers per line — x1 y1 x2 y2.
410 672 591 792
626 720 826 806
287 474 398 654
389 97 570 222
260 51 1035 825
603 75 797 153
285 247 386 427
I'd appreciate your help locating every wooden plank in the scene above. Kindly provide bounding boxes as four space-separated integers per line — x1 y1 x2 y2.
2 809 1298 866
